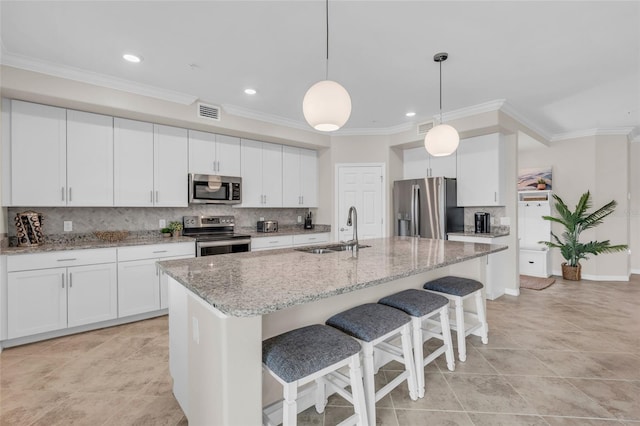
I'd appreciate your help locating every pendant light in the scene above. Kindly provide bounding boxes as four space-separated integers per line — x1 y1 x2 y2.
303 0 352 132
424 52 459 157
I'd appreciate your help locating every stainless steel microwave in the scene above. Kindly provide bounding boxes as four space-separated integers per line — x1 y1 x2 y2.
188 174 242 204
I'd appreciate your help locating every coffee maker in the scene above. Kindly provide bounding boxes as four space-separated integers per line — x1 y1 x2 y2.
474 212 491 233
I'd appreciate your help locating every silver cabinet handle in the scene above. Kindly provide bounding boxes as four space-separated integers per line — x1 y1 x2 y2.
61 273 65 288
152 250 168 254
269 241 278 244
150 190 154 203
301 196 304 205
264 195 267 204
57 258 77 262
62 187 65 201
213 162 216 172
216 161 220 172
494 192 497 202
69 272 73 288
68 187 72 202
156 191 159 203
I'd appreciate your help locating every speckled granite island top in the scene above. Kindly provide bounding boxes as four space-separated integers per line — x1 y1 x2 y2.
158 236 507 317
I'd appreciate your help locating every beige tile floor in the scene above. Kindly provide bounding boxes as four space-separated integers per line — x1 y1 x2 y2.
1 275 639 425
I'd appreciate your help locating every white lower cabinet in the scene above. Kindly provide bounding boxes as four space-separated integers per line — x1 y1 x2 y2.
6 248 117 339
117 242 195 317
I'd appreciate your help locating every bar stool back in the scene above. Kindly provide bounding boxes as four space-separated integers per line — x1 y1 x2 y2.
262 324 367 426
423 276 489 362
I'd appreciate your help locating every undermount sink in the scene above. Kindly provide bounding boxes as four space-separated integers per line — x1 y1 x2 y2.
295 243 371 254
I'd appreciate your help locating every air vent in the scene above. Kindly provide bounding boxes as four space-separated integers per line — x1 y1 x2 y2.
417 121 433 135
197 103 221 121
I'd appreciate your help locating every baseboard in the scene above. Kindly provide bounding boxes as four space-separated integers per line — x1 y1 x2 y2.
504 288 520 296
551 269 630 282
631 269 640 275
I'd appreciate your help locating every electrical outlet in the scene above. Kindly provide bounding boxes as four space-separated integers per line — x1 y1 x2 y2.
159 219 166 229
63 221 72 232
297 215 302 223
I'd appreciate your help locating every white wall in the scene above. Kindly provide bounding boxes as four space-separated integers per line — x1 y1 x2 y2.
631 143 640 272
518 135 630 280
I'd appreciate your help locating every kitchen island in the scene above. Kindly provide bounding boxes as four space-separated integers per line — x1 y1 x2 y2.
158 236 507 425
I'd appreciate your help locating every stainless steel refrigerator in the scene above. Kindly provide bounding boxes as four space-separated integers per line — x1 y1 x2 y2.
393 177 464 239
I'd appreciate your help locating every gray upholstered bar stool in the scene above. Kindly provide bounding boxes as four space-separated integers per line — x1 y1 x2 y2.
326 303 418 423
378 289 455 398
423 276 489 362
262 324 368 426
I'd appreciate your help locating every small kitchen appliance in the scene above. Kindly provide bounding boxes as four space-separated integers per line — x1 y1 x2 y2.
474 212 491 233
304 212 314 229
188 174 242 205
183 215 251 256
257 220 278 233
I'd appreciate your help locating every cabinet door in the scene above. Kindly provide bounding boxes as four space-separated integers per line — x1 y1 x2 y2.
10 100 67 206
299 148 318 207
215 134 241 176
7 268 67 338
154 124 188 207
67 110 114 206
188 130 216 175
429 153 457 178
262 142 283 207
403 146 430 179
114 118 154 206
282 146 302 207
456 133 505 207
67 263 118 327
118 259 161 317
240 139 264 207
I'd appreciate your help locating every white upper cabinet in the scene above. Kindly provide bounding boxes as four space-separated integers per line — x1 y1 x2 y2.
283 146 318 207
9 101 114 207
188 131 241 176
456 133 505 206
10 100 67 206
240 139 282 207
114 118 155 206
403 146 456 179
114 120 188 207
154 124 188 207
66 110 114 206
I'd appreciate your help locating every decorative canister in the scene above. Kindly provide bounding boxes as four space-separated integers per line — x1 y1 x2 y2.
15 211 45 246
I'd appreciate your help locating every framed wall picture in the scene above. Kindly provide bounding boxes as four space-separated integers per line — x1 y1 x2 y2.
518 167 552 191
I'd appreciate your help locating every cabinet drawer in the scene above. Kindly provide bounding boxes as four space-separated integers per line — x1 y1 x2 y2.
251 235 294 250
292 233 330 246
7 248 117 272
117 242 195 262
519 249 549 277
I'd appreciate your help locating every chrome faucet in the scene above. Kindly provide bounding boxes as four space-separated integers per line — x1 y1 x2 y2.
346 206 359 252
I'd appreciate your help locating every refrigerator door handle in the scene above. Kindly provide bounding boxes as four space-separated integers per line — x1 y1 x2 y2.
412 184 420 237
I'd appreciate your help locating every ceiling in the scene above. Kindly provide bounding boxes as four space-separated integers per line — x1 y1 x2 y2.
1 1 639 140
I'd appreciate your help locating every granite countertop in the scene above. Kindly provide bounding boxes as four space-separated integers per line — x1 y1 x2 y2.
158 236 507 318
0 235 195 255
237 224 331 238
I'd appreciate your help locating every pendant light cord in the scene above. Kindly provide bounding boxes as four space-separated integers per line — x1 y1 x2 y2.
325 0 329 80
439 59 443 124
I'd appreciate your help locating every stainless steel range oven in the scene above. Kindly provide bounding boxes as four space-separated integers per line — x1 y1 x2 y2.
183 215 251 257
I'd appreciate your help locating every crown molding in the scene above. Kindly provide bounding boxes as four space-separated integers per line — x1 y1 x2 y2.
499 101 552 141
438 99 506 122
628 127 640 143
221 104 312 132
0 49 198 105
551 127 637 142
333 122 414 136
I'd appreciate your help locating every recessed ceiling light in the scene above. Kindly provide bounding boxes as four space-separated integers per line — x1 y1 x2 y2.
244 88 257 95
406 112 416 117
123 53 142 63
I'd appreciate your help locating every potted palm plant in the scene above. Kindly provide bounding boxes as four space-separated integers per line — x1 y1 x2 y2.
540 191 627 280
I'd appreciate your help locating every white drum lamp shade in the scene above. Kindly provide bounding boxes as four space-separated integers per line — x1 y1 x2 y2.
303 80 352 132
424 124 460 157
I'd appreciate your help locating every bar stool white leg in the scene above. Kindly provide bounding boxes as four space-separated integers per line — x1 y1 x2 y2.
283 382 298 426
315 377 327 413
361 342 376 424
400 324 418 400
411 316 426 398
474 291 489 344
439 306 455 371
348 353 368 426
454 297 467 362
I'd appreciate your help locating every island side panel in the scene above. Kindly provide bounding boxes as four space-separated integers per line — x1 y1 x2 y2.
185 284 263 426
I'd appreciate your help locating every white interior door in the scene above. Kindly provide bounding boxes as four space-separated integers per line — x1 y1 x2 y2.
336 165 385 242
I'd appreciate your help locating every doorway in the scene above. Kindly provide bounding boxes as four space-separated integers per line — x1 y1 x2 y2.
335 164 385 242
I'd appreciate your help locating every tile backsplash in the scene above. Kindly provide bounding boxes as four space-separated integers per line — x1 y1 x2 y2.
463 207 509 232
6 206 312 236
